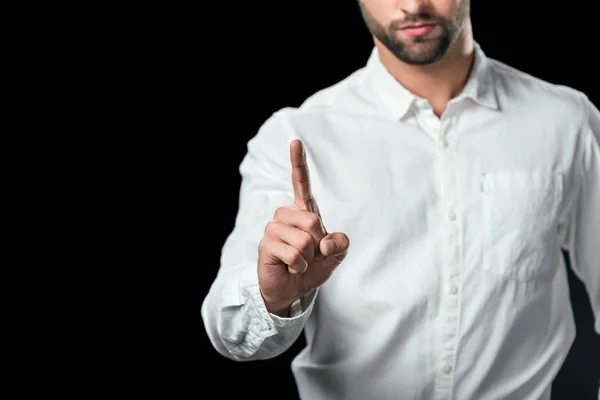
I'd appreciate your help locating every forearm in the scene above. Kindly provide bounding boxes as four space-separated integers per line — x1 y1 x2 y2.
201 265 317 361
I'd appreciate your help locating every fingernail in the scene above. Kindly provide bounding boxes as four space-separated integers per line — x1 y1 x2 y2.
325 240 336 254
290 264 306 274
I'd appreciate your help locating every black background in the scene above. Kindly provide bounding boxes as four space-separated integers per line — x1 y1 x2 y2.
192 2 599 398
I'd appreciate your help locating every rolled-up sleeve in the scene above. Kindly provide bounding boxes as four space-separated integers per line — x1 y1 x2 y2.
201 108 318 361
560 95 600 335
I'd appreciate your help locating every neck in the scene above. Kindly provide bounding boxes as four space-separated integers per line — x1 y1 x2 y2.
375 23 475 117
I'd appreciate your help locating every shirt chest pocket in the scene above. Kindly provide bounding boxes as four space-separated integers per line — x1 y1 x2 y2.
481 170 563 282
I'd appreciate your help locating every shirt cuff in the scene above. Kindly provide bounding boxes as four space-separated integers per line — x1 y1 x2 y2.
239 268 317 337
272 287 319 321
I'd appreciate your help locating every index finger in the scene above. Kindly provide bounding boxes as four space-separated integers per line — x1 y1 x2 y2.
290 139 318 213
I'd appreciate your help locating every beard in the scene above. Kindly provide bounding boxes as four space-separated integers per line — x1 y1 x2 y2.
358 0 469 65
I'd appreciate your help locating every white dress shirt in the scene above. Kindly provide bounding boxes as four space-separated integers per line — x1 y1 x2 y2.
201 43 600 400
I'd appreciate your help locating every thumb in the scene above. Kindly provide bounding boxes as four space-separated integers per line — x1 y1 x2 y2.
319 232 350 259
306 232 350 287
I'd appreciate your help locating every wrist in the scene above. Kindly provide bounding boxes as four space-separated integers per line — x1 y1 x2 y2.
259 287 294 317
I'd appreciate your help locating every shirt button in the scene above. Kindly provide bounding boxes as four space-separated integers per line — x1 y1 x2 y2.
449 284 458 295
441 364 452 374
448 210 456 221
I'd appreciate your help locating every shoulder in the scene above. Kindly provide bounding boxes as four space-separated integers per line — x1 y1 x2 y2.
254 63 377 136
488 57 590 119
297 67 370 111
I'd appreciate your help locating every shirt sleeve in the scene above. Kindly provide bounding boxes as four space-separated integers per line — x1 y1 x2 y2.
559 95 600 335
201 109 318 361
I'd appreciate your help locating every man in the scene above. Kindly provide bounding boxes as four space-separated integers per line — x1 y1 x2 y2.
201 0 600 399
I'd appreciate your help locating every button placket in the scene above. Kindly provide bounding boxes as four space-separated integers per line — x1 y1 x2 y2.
434 113 461 400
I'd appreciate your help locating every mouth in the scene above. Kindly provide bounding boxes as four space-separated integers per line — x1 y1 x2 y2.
399 23 437 37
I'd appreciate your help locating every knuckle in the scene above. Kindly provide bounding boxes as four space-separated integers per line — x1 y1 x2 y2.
305 213 321 229
258 237 268 253
298 233 314 251
287 246 304 264
273 207 284 220
264 220 278 235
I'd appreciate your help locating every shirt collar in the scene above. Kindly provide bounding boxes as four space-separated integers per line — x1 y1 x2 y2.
367 42 498 120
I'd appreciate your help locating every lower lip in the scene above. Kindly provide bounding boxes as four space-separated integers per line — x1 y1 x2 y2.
401 24 436 36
